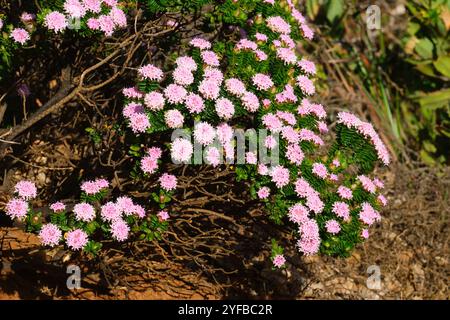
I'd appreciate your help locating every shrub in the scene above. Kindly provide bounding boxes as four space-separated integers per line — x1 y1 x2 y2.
2 0 391 269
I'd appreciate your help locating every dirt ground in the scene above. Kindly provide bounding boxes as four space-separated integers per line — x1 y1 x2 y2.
1 163 448 300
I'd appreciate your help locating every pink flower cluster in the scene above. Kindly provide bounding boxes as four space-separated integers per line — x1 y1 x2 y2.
80 178 109 195
297 218 320 255
337 111 390 165
294 178 324 214
140 147 162 174
272 254 286 268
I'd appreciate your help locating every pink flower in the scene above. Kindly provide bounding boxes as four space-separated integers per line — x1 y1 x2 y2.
45 12 67 33
252 74 274 91
101 202 121 222
64 0 86 18
141 156 158 174
276 111 297 125
173 67 194 86
265 135 277 149
20 12 36 22
80 181 97 194
280 34 295 48
262 114 283 132
14 180 37 200
0 19 3 30
358 175 377 193
164 109 184 128
82 0 102 13
306 194 324 214
361 229 369 239
312 163 328 179
216 123 233 145
246 151 258 164
109 7 127 27
157 210 170 221
205 147 221 166
266 16 291 34
225 78 246 97
255 49 268 61
215 97 235 119
329 173 338 182
298 129 324 145
288 204 309 224
241 91 260 112
203 67 224 84
73 203 96 222
337 186 353 200
103 0 118 6
98 14 116 36
281 126 300 144
199 79 220 100
111 219 129 242
50 202 66 212
39 224 62 247
201 50 220 66
298 58 316 75
185 93 205 114
10 28 30 44
87 18 100 30
171 138 193 163
373 178 385 189
301 23 314 40
144 92 165 110
123 102 144 118
66 229 88 250
332 201 350 221
325 220 341 234
255 33 268 42
297 218 320 255
122 87 143 99
262 99 271 107
296 75 315 95
258 164 269 175
190 37 211 50
359 202 381 225
273 254 286 268
115 196 134 215
5 198 28 219
337 111 390 165
236 39 258 50
194 122 216 145
139 64 163 82
130 204 145 218
291 8 306 24
286 144 304 165
318 121 328 133
270 165 290 188
378 194 388 206
257 186 270 199
276 47 297 65
159 173 177 191
175 56 197 71
332 159 340 167
129 112 151 133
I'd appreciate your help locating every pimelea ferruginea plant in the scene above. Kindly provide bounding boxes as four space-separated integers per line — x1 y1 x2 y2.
121 0 390 268
4 179 170 256
1 0 391 268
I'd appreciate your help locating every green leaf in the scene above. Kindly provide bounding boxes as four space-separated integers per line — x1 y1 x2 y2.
326 0 345 23
433 55 450 78
415 88 450 110
415 38 434 60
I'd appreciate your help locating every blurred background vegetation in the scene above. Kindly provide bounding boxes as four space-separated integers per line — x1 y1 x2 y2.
304 0 449 165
